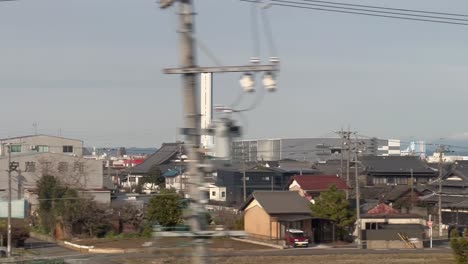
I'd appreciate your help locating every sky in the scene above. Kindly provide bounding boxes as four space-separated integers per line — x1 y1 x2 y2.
1 0 468 147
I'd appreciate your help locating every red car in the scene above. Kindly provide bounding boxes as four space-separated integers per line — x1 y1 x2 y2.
285 229 309 248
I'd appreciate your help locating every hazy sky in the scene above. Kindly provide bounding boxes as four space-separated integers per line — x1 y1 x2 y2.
2 0 468 147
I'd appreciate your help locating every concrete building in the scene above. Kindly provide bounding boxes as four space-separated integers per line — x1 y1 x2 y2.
0 152 111 208
0 135 84 157
232 137 401 163
0 135 111 213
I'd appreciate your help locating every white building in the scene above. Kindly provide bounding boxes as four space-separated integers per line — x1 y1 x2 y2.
208 184 226 202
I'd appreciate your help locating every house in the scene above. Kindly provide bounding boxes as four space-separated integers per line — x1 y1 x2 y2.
419 160 468 227
122 142 185 192
163 169 188 194
359 203 427 249
239 191 313 244
0 134 84 157
215 164 300 207
288 175 348 203
360 156 437 186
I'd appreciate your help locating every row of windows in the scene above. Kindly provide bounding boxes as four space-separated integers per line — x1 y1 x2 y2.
373 176 430 185
9 145 74 153
243 176 272 181
211 191 226 198
24 161 84 173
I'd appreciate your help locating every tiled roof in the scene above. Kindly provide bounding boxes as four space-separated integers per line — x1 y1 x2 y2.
290 175 348 191
362 203 422 219
360 156 435 174
239 191 312 214
126 142 183 174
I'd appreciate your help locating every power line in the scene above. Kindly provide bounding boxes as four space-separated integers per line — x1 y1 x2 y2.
277 0 468 22
299 0 468 18
241 0 468 26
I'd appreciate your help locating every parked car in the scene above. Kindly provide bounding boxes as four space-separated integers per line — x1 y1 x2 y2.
285 229 309 248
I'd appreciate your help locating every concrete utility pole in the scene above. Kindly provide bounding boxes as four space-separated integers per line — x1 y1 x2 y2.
353 137 364 248
161 2 278 263
437 145 448 237
336 128 353 198
7 145 12 258
177 1 207 263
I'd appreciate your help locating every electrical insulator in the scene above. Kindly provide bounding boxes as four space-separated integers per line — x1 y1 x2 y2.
239 73 255 93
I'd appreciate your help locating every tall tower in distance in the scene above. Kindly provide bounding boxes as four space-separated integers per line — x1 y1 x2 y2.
200 72 214 151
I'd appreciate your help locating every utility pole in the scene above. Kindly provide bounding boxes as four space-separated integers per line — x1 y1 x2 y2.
353 137 363 248
437 145 448 238
243 150 247 202
177 1 207 263
410 168 414 208
5 145 18 258
7 145 12 258
336 128 353 198
160 2 279 263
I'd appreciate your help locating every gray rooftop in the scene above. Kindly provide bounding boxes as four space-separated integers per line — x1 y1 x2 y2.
126 142 183 174
361 156 435 174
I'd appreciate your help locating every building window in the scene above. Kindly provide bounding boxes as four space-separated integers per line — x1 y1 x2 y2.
212 191 216 197
63 145 74 153
37 145 49 152
262 176 270 181
25 162 35 172
58 162 69 174
373 177 387 185
10 145 21 153
129 177 136 182
221 191 225 198
395 177 408 185
245 177 249 181
417 177 429 183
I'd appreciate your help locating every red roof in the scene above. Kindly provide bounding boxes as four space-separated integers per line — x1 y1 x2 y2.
290 175 348 191
367 203 400 215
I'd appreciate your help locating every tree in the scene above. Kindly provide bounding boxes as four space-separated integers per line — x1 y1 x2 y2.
145 165 165 191
146 189 183 227
310 185 355 240
212 210 244 230
36 174 112 238
75 200 112 237
118 203 145 231
37 175 65 234
450 227 468 264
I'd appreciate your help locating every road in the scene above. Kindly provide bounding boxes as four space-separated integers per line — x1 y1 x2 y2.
55 246 452 264
9 238 451 263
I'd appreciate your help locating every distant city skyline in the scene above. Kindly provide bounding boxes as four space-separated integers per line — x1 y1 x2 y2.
2 0 468 147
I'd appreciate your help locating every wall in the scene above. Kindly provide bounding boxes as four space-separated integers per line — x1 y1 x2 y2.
0 153 104 203
367 240 423 249
244 202 272 239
